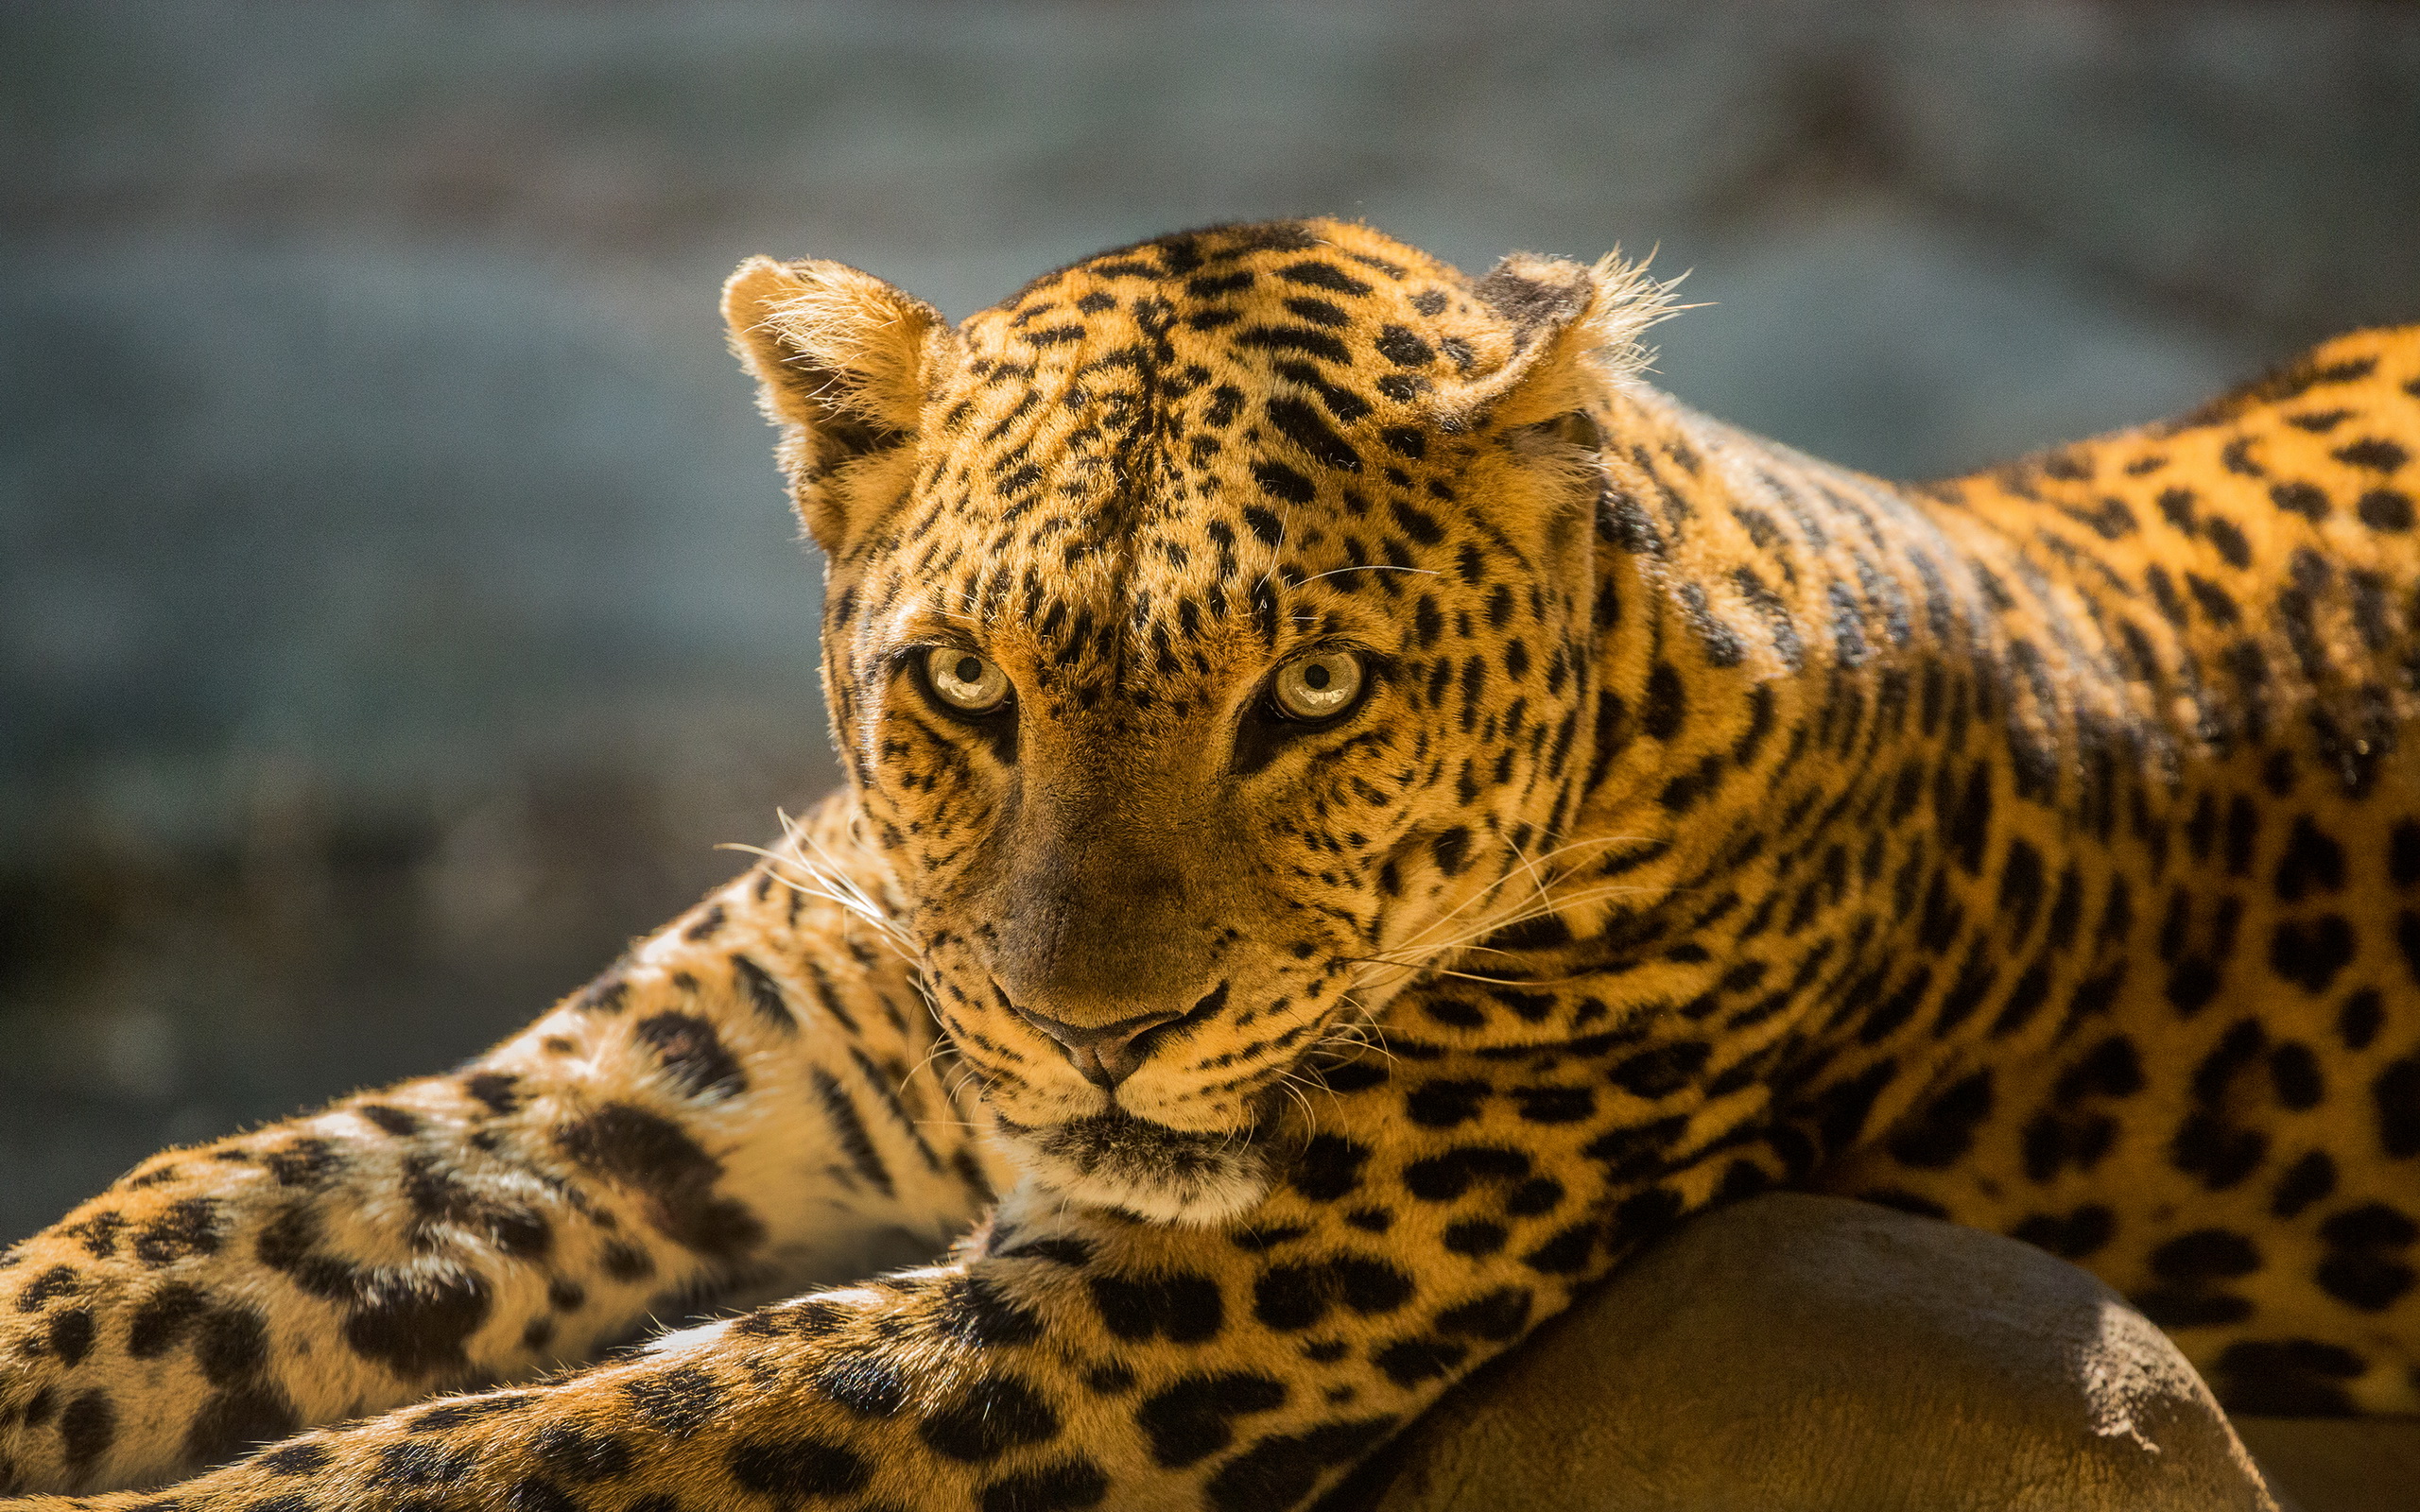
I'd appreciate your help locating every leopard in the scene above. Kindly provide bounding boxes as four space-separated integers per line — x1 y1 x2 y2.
3 215 2416 1510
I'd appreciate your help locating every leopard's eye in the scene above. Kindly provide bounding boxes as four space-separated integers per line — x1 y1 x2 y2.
924 646 1011 714
1270 650 1364 721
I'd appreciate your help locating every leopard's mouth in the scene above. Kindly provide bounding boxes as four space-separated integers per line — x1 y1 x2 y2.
992 1108 1281 1226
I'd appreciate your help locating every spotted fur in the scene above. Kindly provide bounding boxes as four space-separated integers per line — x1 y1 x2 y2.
4 218 2416 1508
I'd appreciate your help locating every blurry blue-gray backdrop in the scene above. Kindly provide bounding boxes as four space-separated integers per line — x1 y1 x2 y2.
6 0 2418 1237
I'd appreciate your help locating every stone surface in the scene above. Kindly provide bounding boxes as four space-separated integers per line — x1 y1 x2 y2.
1324 1194 2277 1512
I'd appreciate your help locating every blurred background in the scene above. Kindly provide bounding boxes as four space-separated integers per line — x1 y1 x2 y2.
5 0 2417 1238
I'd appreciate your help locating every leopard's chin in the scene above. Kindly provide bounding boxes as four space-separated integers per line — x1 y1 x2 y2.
995 1111 1275 1226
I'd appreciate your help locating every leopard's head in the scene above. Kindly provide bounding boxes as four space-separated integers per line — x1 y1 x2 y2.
725 218 1669 1222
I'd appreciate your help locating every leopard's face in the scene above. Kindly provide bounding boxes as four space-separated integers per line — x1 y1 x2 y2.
729 219 1664 1221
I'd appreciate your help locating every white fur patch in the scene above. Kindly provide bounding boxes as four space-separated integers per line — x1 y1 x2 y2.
1000 1114 1274 1227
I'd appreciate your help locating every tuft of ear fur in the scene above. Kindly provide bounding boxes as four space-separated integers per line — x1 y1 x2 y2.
1456 249 1683 432
722 256 953 557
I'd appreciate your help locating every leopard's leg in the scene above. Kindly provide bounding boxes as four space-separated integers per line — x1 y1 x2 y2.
1 1031 1766 1512
0 793 1003 1497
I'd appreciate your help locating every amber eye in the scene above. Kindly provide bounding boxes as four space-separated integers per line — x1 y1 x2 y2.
924 646 1011 713
1270 650 1365 721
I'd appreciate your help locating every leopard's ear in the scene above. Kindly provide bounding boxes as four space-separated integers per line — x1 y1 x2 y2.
1454 249 1678 433
723 256 954 558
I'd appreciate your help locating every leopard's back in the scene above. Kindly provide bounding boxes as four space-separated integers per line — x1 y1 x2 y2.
1811 327 2420 1414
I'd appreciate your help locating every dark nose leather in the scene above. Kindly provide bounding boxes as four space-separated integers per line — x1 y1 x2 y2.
1012 1005 1183 1089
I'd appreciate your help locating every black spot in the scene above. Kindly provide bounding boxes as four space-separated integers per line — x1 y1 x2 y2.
2320 1203 2417 1248
574 971 630 1014
930 1274 1046 1349
2212 1339 2363 1416
1088 1271 1222 1344
2204 515 2253 567
1279 260 1373 295
1607 1186 1686 1253
557 1103 767 1259
1267 397 1361 472
1582 1115 1688 1183
2336 437 2411 472
2390 821 2420 887
2151 1229 2261 1280
2271 915 2357 994
1998 839 2046 938
1442 1221 1507 1257
1372 1335 1467 1386
2275 817 2347 902
2011 1206 2115 1260
1520 1224 1596 1274
1511 1085 1596 1124
358 1105 422 1137
1404 1146 1530 1202
1330 1256 1415 1315
622 1364 723 1437
979 1457 1111 1512
1608 1041 1709 1099
462 1072 522 1115
810 1069 895 1201
1641 662 1685 741
1240 506 1286 548
725 1435 873 1500
1505 1177 1564 1216
58 1388 115 1474
1809 1057 1899 1154
919 1373 1062 1462
185 1374 300 1474
1405 1079 1488 1128
344 1270 492 1380
808 1354 909 1422
1429 827 1471 877
2269 1042 2325 1109
258 1441 334 1475
2272 480 2330 521
2376 1056 2420 1158
1433 1286 1531 1341
2058 1036 2146 1104
506 1477 582 1512
196 1302 272 1385
45 1307 94 1367
1392 499 1446 547
635 1012 747 1101
380 1438 477 1488
2271 1151 2337 1219
1204 1417 1399 1512
2358 488 2414 531
1135 1372 1288 1468
2171 1113 2269 1192
1252 458 1317 507
133 1196 222 1266
1888 1072 1994 1169
1236 323 1352 364
1253 1263 1331 1332
1374 326 1434 367
1288 1134 1372 1202
2316 1202 2418 1311
731 955 796 1032
2133 1288 2253 1329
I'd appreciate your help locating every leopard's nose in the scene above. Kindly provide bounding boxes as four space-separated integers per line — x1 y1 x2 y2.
1011 1005 1184 1089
